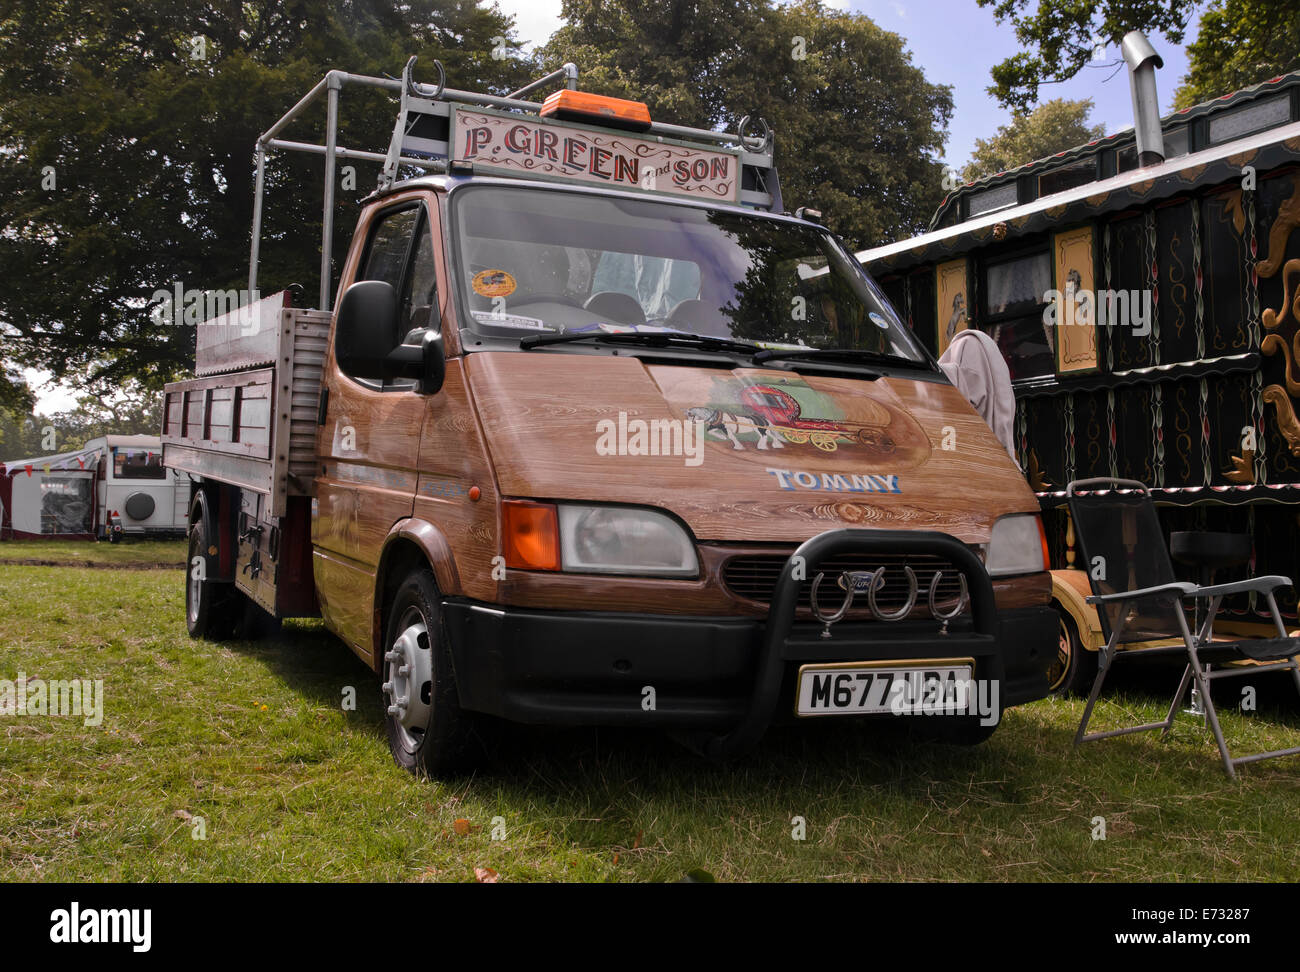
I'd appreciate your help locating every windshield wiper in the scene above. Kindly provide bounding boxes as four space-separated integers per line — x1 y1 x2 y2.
519 330 761 357
752 346 927 370
519 330 923 377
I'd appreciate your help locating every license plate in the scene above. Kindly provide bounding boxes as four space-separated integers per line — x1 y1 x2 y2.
796 660 974 717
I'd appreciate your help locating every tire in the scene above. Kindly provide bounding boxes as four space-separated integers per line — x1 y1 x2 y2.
381 569 478 776
1049 607 1098 697
186 494 237 640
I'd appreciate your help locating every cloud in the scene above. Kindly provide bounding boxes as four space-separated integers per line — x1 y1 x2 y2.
494 0 565 50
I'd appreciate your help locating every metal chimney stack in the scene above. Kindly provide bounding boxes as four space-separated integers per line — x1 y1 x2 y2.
1121 30 1165 167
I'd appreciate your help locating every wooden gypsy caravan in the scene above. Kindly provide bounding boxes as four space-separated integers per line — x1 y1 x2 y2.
860 48 1300 694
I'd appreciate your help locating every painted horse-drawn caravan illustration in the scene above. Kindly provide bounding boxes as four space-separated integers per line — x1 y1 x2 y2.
735 382 894 452
679 372 930 461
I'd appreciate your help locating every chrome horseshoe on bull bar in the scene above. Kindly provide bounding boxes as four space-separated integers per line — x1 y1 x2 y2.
867 566 918 622
810 571 854 639
928 571 969 635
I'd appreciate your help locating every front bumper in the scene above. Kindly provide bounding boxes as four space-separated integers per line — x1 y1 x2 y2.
442 529 1056 754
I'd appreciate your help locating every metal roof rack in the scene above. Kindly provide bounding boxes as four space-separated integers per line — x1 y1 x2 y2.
248 58 779 312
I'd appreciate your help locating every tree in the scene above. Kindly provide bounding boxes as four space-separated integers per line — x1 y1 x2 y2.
0 363 34 414
976 0 1197 111
0 1 532 392
1174 0 1300 108
0 378 163 462
962 99 1106 182
0 365 36 457
540 0 954 249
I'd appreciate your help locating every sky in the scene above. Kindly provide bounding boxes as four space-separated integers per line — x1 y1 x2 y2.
24 0 1204 413
495 0 1202 167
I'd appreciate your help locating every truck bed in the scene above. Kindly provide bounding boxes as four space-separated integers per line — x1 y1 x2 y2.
161 294 329 518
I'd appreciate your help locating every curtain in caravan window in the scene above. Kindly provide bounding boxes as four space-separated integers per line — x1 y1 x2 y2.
986 253 1051 316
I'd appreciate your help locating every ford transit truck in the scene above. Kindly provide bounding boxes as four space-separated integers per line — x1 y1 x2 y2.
163 59 1056 775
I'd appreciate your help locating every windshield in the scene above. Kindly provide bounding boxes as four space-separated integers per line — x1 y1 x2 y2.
451 185 927 364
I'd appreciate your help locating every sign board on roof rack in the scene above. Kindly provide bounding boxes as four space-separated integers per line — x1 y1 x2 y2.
375 58 776 210
449 106 742 203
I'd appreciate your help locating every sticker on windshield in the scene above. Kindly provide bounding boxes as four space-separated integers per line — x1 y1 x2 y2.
470 310 552 330
869 312 890 330
471 269 517 298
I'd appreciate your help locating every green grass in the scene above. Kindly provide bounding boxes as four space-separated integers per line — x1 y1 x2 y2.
2 561 1300 882
0 539 187 567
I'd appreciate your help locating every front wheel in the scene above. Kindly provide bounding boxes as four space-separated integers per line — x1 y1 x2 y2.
381 570 478 776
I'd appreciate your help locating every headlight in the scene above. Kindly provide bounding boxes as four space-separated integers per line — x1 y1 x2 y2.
558 504 698 577
984 513 1048 577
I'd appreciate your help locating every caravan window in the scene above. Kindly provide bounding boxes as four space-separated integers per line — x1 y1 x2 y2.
114 449 166 480
980 249 1055 381
1039 158 1097 197
41 478 93 534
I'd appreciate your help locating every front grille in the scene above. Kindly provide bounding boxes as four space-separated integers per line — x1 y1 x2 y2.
722 552 971 618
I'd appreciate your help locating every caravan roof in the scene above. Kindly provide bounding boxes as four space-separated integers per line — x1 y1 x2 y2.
102 434 162 450
0 443 103 475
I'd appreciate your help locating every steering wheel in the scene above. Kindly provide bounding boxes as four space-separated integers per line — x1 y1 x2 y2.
507 292 584 309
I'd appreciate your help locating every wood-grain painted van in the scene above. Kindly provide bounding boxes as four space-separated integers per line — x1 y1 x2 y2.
163 60 1056 774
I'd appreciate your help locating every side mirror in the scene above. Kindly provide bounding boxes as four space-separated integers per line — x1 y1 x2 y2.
385 328 446 395
335 280 447 394
335 280 400 379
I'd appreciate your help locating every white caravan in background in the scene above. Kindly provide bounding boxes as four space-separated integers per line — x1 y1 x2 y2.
94 435 189 538
0 434 188 540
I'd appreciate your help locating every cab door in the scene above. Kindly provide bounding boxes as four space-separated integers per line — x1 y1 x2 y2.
313 192 441 664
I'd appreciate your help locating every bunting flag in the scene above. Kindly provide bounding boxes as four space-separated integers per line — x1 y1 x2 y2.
5 446 103 478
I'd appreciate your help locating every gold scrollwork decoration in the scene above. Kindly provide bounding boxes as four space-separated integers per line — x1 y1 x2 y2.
1224 449 1256 484
1263 385 1300 458
1258 184 1300 278
1261 333 1300 396
1262 258 1300 331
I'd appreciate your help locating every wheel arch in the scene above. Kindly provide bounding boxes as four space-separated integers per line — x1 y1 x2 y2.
1051 568 1104 651
371 519 462 672
188 480 237 582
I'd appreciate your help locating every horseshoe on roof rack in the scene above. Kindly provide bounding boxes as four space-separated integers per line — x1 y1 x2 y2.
405 56 446 101
736 115 771 152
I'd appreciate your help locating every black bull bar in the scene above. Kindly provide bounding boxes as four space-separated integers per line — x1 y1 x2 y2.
695 528 999 759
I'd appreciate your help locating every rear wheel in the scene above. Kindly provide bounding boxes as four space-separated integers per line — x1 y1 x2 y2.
381 570 478 776
185 496 236 640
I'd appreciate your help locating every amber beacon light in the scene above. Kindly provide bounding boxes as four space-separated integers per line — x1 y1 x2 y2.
540 90 652 132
